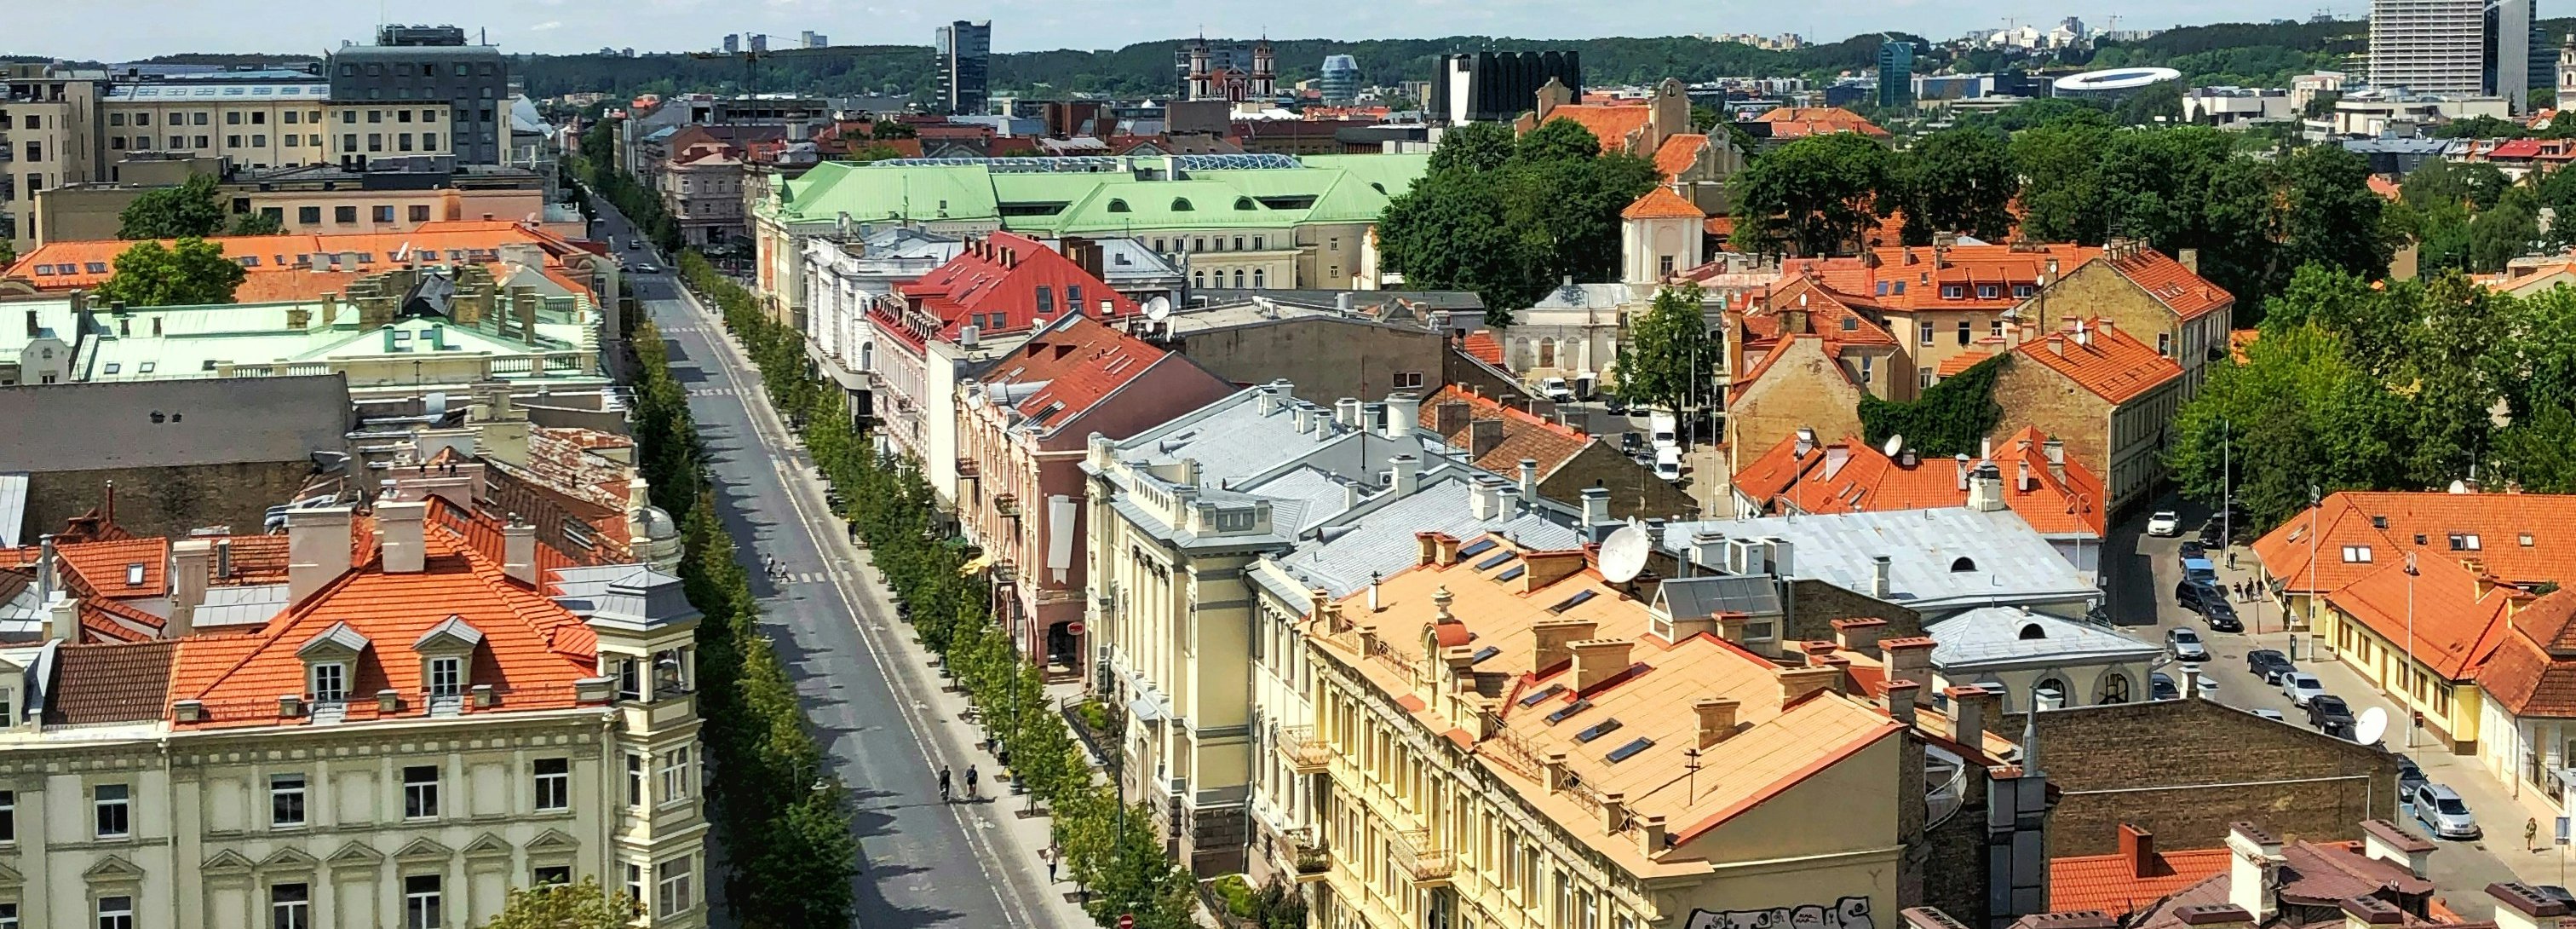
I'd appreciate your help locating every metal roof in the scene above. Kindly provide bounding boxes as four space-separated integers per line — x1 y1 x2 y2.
1659 507 2098 620
1273 477 1582 598
0 474 22 548
1927 606 2159 672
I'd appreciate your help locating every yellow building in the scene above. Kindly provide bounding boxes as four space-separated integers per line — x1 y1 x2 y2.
101 73 331 171
2 62 108 256
1280 529 1976 929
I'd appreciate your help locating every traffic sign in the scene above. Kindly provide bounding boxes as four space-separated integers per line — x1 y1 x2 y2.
1067 621 1086 636
1120 915 1135 929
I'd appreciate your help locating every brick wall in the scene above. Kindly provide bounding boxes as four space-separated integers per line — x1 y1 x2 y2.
1786 579 1925 642
2033 261 2176 355
1725 339 1865 471
2001 698 2395 857
1179 320 1447 406
1987 355 2110 488
26 462 318 539
1542 444 1700 522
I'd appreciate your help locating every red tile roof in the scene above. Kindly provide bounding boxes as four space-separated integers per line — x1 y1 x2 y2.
45 641 178 725
1781 243 2102 314
1462 332 1505 366
2106 248 2234 321
2476 595 2576 716
1417 384 1597 477
1743 274 1899 349
1731 425 2107 536
1621 187 1706 220
2254 491 2576 596
4 222 595 294
2010 320 2184 404
1753 107 1890 139
2050 845 2232 917
1653 133 1710 178
897 232 1139 340
1938 351 1994 377
976 314 1182 439
1526 103 1653 153
2324 554 2520 680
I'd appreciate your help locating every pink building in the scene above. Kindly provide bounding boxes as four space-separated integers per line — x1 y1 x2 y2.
957 314 1232 669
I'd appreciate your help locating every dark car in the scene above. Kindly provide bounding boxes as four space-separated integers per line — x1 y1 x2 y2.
2202 597 2243 632
2395 754 2430 796
2149 672 2182 701
1603 396 1630 415
2178 540 2207 562
2176 580 2226 615
2246 649 2294 684
2308 695 2357 735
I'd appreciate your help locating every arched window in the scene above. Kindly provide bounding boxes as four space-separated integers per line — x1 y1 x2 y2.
1233 268 1246 288
1171 197 1194 211
2017 623 2046 640
1234 196 1256 211
2034 677 2070 710
1107 198 1130 212
1537 340 1557 367
1252 268 1266 289
1951 557 1977 572
2098 672 2133 705
1193 269 1206 288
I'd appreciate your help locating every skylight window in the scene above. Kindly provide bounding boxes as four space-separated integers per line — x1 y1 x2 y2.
1475 551 1518 571
1548 590 1597 614
1544 698 1593 725
1606 737 1655 763
1470 646 1500 664
1517 684 1563 707
1458 539 1498 558
1495 565 1527 582
1574 718 1622 743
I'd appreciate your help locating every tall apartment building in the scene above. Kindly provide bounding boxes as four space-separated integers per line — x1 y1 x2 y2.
1 62 107 256
101 71 331 172
1320 55 1360 106
2369 0 2523 105
935 21 993 116
1429 51 1580 124
0 498 709 928
326 26 509 166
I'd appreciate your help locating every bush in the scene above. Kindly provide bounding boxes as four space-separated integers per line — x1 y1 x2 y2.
1211 874 1257 919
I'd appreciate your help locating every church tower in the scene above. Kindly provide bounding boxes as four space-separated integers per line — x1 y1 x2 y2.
2560 33 2576 107
1251 39 1275 99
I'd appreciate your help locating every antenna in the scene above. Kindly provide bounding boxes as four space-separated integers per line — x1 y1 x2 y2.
1882 433 1904 457
2354 707 2389 747
1144 296 1172 320
1599 524 1649 585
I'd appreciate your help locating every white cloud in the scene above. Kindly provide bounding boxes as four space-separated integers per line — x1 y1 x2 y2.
530 20 563 31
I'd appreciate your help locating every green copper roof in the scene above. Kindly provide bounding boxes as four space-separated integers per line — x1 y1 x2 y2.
772 153 1430 235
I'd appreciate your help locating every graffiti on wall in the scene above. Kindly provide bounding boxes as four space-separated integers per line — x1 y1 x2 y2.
1684 897 1876 929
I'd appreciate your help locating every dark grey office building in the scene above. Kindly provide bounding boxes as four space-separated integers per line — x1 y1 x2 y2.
1429 51 1580 124
936 20 992 116
326 25 508 166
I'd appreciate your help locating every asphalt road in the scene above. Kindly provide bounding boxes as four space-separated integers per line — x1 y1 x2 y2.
587 201 1070 929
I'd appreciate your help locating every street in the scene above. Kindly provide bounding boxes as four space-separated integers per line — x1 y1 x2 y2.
2129 499 2564 913
589 200 1080 929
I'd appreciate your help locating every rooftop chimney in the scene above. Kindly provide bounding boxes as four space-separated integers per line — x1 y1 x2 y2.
1882 636 1936 690
1945 684 1994 744
1578 487 1612 534
1390 453 1421 496
2493 884 2572 929
169 539 212 638
1570 639 1633 691
1883 679 1918 724
503 521 539 586
1832 617 1888 652
1335 397 1364 430
1694 697 1741 747
2226 823 2284 926
286 507 355 604
47 591 78 643
1519 458 1540 501
1383 390 1422 439
1531 619 1596 672
1872 554 1893 598
1468 418 1505 460
2361 820 2435 878
377 500 428 574
1779 666 1842 707
2119 824 2157 878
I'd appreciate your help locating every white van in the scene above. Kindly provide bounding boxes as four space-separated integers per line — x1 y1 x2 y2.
1648 412 1679 450
1653 446 1683 482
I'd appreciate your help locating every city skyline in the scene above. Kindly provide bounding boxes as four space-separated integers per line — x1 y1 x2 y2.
7 0 2393 63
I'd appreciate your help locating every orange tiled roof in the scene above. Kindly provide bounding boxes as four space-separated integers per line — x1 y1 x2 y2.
55 537 169 600
1753 107 1890 139
2050 845 2233 917
2256 492 2576 597
1653 133 1709 178
2323 554 2521 681
1529 102 1652 153
4 222 594 293
1417 384 1596 478
1938 351 1994 377
2367 174 2403 201
2476 595 2576 716
2010 320 2184 404
1462 332 1505 366
2107 248 2233 321
1621 187 1706 220
1730 425 2107 537
1742 275 1899 350
1781 243 2102 314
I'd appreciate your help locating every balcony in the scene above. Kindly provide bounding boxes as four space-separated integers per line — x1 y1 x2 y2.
994 493 1019 517
1291 833 1331 883
1390 828 1454 886
1276 725 1331 773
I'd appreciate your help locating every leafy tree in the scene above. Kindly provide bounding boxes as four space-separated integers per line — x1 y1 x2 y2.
2165 322 2404 528
2401 158 2509 211
1377 119 1657 322
2432 114 2529 139
2496 402 2576 493
476 876 631 929
1885 126 2019 244
115 173 227 239
870 119 917 139
2010 118 2116 243
95 237 244 307
2468 187 2542 272
0 239 14 269
227 211 285 236
2303 91 2342 118
1857 355 2004 457
2278 144 2391 282
1612 284 1717 413
1728 132 1889 256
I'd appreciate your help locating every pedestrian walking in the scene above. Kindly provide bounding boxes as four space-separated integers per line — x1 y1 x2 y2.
1044 845 1060 883
965 765 980 800
938 765 952 803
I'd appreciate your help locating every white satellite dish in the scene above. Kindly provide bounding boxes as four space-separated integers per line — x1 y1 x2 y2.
2448 479 2470 494
1144 296 1172 320
1599 524 1650 585
2354 707 2389 747
1882 434 1904 457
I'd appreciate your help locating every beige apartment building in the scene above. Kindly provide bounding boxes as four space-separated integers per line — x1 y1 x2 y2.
0 498 710 928
2 62 107 254
32 157 549 245
101 73 331 171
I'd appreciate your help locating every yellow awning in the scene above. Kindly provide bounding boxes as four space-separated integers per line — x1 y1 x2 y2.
957 553 993 575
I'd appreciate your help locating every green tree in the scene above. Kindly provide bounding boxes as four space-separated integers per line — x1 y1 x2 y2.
1612 284 1717 413
2468 187 2542 272
0 239 14 269
95 237 245 307
1857 355 2004 457
1886 126 2019 244
1728 132 1889 255
115 173 227 239
2432 114 2529 139
2278 144 2392 282
1377 119 1657 323
870 119 917 139
2010 118 2116 243
476 876 631 929
2401 158 2509 211
2165 322 2404 528
227 211 285 236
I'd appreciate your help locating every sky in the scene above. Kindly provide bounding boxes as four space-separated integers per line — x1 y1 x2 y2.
12 0 2384 61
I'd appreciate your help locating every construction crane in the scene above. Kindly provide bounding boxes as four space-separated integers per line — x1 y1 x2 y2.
688 50 768 95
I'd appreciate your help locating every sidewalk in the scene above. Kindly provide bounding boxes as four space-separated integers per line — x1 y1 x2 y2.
675 285 1101 929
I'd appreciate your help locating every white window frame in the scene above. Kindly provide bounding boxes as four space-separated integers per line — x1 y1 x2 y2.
402 874 440 929
427 656 462 698
402 765 440 820
270 774 306 827
96 896 133 929
94 783 129 839
658 747 693 805
628 753 646 807
534 758 570 811
657 855 696 916
270 882 310 929
310 662 347 703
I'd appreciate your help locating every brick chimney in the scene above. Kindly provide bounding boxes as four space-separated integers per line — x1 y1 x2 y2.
2361 819 2435 878
1881 637 1936 690
1469 418 1505 460
1532 620 1596 672
1435 400 1472 436
1945 684 1995 744
1832 617 1887 652
1883 679 1919 724
2119 823 2157 877
1570 639 1632 691
1694 697 1740 747
2492 883 2573 929
286 507 355 604
1778 666 1841 707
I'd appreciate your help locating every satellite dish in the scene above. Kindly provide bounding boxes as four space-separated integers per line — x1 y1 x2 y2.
1599 524 1650 585
2448 479 2469 494
1882 434 1904 457
2354 707 2389 747
1144 296 1172 320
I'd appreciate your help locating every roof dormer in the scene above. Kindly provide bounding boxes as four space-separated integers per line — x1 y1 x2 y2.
296 620 371 710
411 615 485 713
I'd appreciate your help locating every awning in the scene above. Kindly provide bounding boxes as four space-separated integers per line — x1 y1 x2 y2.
1130 698 1164 722
957 553 993 575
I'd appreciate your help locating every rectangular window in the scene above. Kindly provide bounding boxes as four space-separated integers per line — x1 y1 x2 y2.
368 109 383 124
299 206 321 225
367 134 383 153
311 663 346 702
109 113 125 127
428 657 462 697
135 113 150 126
628 753 646 806
193 111 209 126
403 765 440 819
170 136 185 150
1919 366 1935 389
271 774 306 826
335 205 357 224
0 902 16 929
398 108 414 123
403 874 440 929
1034 286 1054 314
1941 284 1965 299
658 747 693 803
0 790 14 843
95 783 129 838
408 204 431 222
534 758 570 811
252 135 266 147
2157 333 2173 357
96 896 133 929
625 863 645 911
340 110 356 124
657 855 696 916
227 111 243 125
1919 322 1935 345
341 134 357 153
398 133 414 152
534 866 571 886
1992 319 2006 339
271 883 310 929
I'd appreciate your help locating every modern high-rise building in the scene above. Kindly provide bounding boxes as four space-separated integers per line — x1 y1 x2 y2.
802 31 828 49
935 20 992 116
722 33 739 54
747 33 769 53
2368 0 2511 103
1429 50 1580 124
2484 0 2534 110
1320 54 1360 105
325 25 509 165
1877 38 1916 108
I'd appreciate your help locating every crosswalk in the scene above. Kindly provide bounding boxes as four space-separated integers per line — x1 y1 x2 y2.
773 572 827 585
687 387 742 397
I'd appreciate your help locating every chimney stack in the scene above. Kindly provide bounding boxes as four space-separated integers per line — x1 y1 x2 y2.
377 500 428 574
1578 487 1612 535
1570 639 1633 691
2226 823 2284 925
2491 884 2571 929
1695 697 1741 747
2119 824 2157 878
1468 418 1505 460
1389 454 1421 496
1832 617 1888 652
2361 820 2435 878
1945 684 1994 744
503 521 539 586
1778 666 1842 707
1532 619 1596 672
286 507 356 604
1519 458 1540 501
169 539 212 638
47 591 78 643
1883 679 1919 724
1882 636 1937 690
1383 390 1422 439
1872 554 1893 598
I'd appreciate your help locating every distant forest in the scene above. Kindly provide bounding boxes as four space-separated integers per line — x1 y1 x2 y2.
19 17 2576 105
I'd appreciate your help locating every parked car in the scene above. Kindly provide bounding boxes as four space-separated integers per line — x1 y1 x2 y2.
2246 649 2295 684
2176 580 2227 616
627 239 641 250
2178 540 2206 562
1653 447 1682 482
2280 672 2327 707
1539 377 1573 402
2307 695 2356 735
2202 597 2242 632
2180 557 2219 586
2149 672 2182 701
1602 395 1629 415
1619 432 1643 455
2410 783 2481 840
2166 627 2210 662
635 263 662 274
2395 755 2429 796
2147 511 2182 536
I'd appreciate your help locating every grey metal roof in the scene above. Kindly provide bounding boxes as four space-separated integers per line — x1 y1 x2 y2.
1656 574 1783 620
298 620 371 657
0 376 353 475
1928 606 2159 672
1247 466 1354 534
1274 477 1582 597
1658 507 2096 619
0 474 22 548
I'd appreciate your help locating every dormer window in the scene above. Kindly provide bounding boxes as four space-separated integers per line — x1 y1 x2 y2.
427 657 462 698
412 615 484 713
311 663 348 703
296 620 371 712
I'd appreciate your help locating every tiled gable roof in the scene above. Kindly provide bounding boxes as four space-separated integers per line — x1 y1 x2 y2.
45 640 177 725
898 232 1140 340
2254 491 2576 596
1744 275 1899 349
1529 104 1652 153
4 222 594 292
2104 248 2233 321
1621 187 1706 220
2010 321 2183 404
1462 332 1505 366
1416 385 1595 477
1730 425 2106 536
1783 243 2102 314
1753 107 1889 138
979 314 1184 438
1653 133 1710 178
2475 607 2576 717
2050 845 2232 917
2323 554 2519 681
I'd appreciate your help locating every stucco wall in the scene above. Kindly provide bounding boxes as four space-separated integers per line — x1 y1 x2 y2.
1177 320 1446 406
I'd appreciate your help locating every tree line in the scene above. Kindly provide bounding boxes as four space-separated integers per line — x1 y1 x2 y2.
676 253 1216 929
1376 120 1661 323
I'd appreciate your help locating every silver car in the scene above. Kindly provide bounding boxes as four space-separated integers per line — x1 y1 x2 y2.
2410 783 2480 840
2280 673 2326 707
2166 627 2209 662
